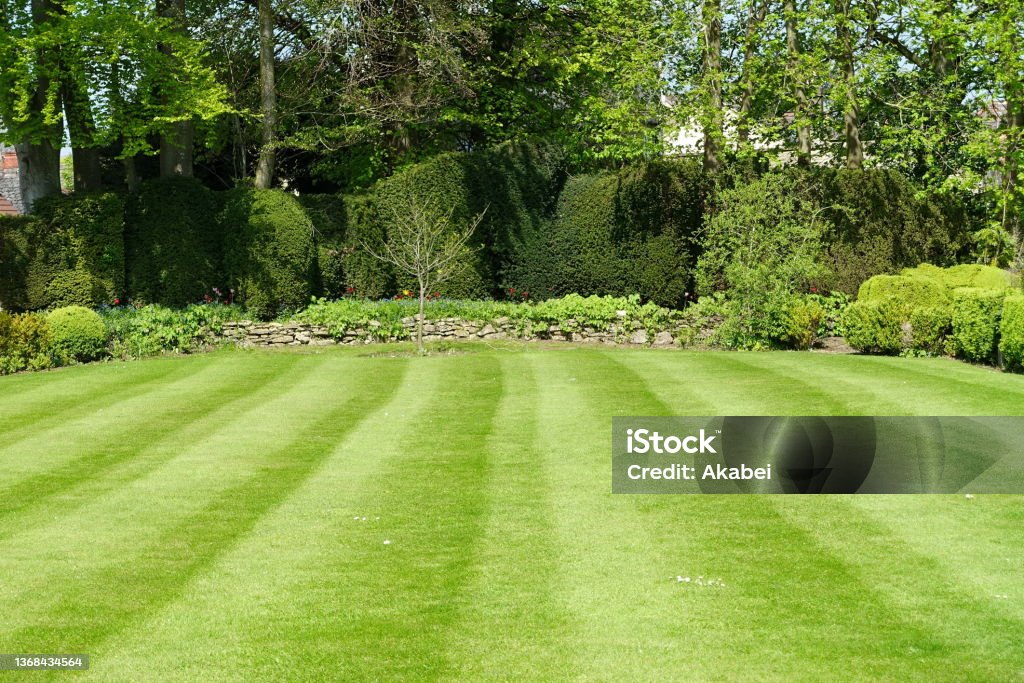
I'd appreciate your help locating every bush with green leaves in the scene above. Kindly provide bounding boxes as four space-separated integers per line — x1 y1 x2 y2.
999 295 1024 372
47 306 108 363
101 303 245 359
222 188 317 320
44 269 105 308
947 288 1005 363
909 307 952 355
0 311 52 374
507 160 703 307
840 300 904 354
125 178 223 306
856 274 949 317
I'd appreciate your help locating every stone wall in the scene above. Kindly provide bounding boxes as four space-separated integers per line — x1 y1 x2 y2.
0 147 24 214
218 317 681 348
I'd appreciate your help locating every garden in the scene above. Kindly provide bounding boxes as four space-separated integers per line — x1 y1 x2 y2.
2 0 1024 678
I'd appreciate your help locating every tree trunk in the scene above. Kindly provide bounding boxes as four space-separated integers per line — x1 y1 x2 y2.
1007 97 1023 259
835 0 863 169
16 0 63 210
254 0 277 189
702 0 723 174
157 0 194 178
784 0 812 168
417 283 426 355
737 0 767 148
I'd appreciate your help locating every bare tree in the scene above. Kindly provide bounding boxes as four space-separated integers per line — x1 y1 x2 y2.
361 197 486 355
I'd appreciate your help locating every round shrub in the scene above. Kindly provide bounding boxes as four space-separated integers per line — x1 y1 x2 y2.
947 288 1005 364
47 306 108 363
999 295 1024 372
841 300 903 354
903 263 1013 291
856 274 948 317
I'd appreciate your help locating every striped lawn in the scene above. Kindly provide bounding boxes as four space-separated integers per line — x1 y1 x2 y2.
0 345 1022 681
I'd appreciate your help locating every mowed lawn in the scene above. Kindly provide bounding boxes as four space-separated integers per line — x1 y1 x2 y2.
1 346 1023 681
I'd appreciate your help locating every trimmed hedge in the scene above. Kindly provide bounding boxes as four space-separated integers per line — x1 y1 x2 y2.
840 300 904 354
125 178 223 306
856 274 949 317
999 295 1024 372
909 306 951 355
902 263 1013 291
507 159 705 307
222 188 318 319
48 305 108 363
0 310 52 374
947 288 1005 363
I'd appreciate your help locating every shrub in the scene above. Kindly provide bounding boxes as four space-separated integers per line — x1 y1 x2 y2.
856 274 949 317
814 169 972 294
27 193 125 309
0 216 32 310
909 306 952 355
785 297 826 350
947 288 1005 363
101 303 244 359
125 178 223 306
45 269 103 308
222 188 317 319
47 305 108 363
999 295 1024 372
902 263 1013 291
841 300 904 354
0 311 52 374
506 159 703 307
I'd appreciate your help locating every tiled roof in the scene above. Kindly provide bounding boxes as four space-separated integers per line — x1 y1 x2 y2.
0 195 17 216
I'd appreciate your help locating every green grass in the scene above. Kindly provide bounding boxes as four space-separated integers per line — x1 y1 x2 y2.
1 345 1023 681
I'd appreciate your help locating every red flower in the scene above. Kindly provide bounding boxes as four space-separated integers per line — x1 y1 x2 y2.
810 287 818 293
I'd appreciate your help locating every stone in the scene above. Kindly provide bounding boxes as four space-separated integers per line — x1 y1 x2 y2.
268 335 294 344
630 330 648 345
653 330 675 347
478 324 496 337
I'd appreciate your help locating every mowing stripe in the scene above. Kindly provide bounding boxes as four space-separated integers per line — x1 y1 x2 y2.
0 353 410 656
0 356 204 445
439 351 570 679
0 353 306 539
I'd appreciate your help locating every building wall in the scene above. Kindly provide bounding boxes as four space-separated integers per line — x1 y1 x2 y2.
0 145 25 214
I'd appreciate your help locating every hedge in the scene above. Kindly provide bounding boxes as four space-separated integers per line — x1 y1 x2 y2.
902 263 1013 291
48 305 108 363
840 300 904 354
947 288 1005 363
125 178 223 306
0 310 52 374
856 274 949 317
221 188 318 319
998 295 1024 372
506 159 705 307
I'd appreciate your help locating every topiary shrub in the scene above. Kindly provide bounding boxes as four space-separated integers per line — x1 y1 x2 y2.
0 310 52 374
47 305 108 363
222 188 317 319
841 300 904 354
947 288 1005 364
27 193 125 309
902 263 1013 291
998 295 1024 372
856 274 949 317
0 216 32 310
507 159 703 307
909 306 952 355
125 178 223 306
45 269 104 308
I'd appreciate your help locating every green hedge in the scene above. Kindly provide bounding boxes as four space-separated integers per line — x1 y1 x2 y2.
125 178 223 306
840 300 904 354
947 288 1005 363
222 188 318 320
0 193 125 310
0 310 52 374
506 159 705 307
909 306 951 355
999 295 1024 372
814 169 971 294
856 274 949 317
901 263 1013 291
48 305 108 363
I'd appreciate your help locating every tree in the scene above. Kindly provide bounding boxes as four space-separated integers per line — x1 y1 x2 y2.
254 0 276 188
701 0 723 173
362 197 486 354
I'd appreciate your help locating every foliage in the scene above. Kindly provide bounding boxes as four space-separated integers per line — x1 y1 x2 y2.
47 305 108 363
508 159 705 307
856 275 949 318
909 307 952 356
101 303 244 359
222 188 317 320
125 178 223 306
971 223 1016 268
840 300 904 355
785 298 826 351
44 269 103 308
0 311 52 374
999 296 1024 372
947 288 1006 364
901 263 1014 291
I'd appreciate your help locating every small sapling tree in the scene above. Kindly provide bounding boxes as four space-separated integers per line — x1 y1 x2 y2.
361 196 486 354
